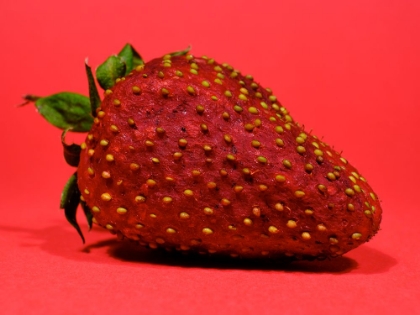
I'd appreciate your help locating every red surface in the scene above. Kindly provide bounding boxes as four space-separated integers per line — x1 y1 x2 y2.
1 0 419 314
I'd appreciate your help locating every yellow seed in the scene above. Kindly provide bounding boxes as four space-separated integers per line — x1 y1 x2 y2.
105 224 114 230
242 168 251 175
276 138 284 147
345 188 355 196
196 105 205 114
221 198 231 206
100 140 109 146
187 86 195 95
251 140 261 148
202 228 213 235
234 185 244 193
190 69 198 75
269 95 277 102
295 190 305 198
145 140 154 147
317 224 327 231
88 149 95 156
275 126 284 133
211 96 218 101
226 154 236 161
224 134 233 143
302 232 311 240
135 65 144 71
132 86 141 94
101 193 112 201
257 156 267 164
201 80 210 87
340 157 348 164
222 112 230 120
248 107 259 114
245 123 255 131
214 78 223 85
347 203 355 211
370 192 377 201
268 226 279 234
105 89 113 95
151 157 160 164
135 195 146 203
133 160 145 171
287 220 297 228
305 209 314 215
275 203 284 211
318 184 327 193
296 146 306 154
166 228 176 234
184 189 194 197
224 90 232 97
203 144 212 152
214 65 223 72
234 105 243 113
354 185 362 193
327 173 336 181
200 124 208 132
329 237 339 244
179 212 190 219
207 182 217 189
243 218 253 226
158 71 164 78
259 184 268 191
162 196 173 204
146 179 156 187
352 233 362 240
128 118 135 126
101 171 111 179
113 99 121 106
173 152 183 160
105 154 114 162
178 138 188 147
239 94 248 101
283 159 292 169
83 189 90 195
135 223 144 229
92 206 100 213
190 62 199 69
314 149 323 156
161 88 169 96
117 207 127 214
87 167 94 175
175 70 183 77
203 207 214 215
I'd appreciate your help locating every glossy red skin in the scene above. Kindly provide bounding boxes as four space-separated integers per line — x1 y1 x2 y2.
78 54 382 259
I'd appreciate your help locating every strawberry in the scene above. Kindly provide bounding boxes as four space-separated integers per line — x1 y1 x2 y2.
24 44 382 260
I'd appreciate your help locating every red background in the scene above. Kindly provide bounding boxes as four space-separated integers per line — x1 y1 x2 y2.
1 0 419 314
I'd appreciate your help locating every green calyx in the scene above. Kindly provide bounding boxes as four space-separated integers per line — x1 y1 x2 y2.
22 43 191 243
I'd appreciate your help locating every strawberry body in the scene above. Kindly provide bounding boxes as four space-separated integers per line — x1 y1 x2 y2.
78 54 381 259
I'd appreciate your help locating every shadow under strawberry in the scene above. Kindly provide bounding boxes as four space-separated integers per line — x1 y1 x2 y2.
1 223 395 273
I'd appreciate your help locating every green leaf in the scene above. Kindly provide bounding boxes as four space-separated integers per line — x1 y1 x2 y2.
61 130 81 167
118 43 144 74
96 55 126 90
169 45 192 57
85 59 101 116
33 93 93 132
60 173 85 243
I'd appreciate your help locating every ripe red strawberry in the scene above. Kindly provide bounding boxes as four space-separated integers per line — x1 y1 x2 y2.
24 44 382 260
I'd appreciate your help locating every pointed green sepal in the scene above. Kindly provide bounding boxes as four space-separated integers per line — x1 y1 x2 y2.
118 43 144 74
96 55 126 90
60 172 85 243
80 200 93 231
23 93 93 132
169 45 192 57
85 59 101 117
61 130 81 167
